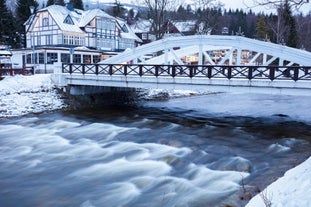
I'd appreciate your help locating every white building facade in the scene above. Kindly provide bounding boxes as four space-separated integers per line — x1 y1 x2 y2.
13 5 141 73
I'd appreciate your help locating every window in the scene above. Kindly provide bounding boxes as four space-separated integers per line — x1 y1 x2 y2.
26 54 32 64
63 35 85 46
37 36 41 46
34 53 38 64
119 38 134 50
38 53 44 64
57 35 63 44
73 54 81 63
93 55 100 63
96 18 116 39
64 15 74 25
75 37 80 45
79 38 85 46
69 36 74 45
61 53 70 63
43 17 49 26
64 35 69 44
47 53 58 64
122 24 128 33
46 35 53 45
142 33 148 40
83 55 91 63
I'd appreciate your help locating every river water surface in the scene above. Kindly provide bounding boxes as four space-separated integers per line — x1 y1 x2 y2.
0 93 311 207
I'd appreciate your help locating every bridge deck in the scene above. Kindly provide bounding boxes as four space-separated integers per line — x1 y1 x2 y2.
56 63 311 96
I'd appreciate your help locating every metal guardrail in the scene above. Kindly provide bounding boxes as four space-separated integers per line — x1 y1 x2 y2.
62 64 311 82
0 66 34 79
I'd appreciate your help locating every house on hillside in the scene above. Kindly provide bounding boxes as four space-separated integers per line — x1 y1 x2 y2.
162 20 197 38
129 19 197 44
11 4 141 73
129 19 155 45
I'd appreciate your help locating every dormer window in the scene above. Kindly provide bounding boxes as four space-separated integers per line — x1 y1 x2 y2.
122 24 128 33
64 15 74 25
43 17 49 26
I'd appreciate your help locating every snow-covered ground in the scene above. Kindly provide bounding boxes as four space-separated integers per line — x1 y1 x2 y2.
246 156 311 207
0 74 311 206
0 74 67 117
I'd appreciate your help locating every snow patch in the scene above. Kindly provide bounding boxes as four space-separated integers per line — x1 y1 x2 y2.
246 157 311 207
0 75 67 117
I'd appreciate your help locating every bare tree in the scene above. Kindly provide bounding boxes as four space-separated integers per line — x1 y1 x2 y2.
137 0 181 40
296 13 311 50
254 0 303 46
253 0 309 9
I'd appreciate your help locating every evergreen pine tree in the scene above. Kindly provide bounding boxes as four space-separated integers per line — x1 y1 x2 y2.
256 15 269 40
282 0 299 48
47 0 66 7
16 0 39 48
112 0 125 18
46 0 54 6
70 0 83 10
55 0 65 6
0 0 19 48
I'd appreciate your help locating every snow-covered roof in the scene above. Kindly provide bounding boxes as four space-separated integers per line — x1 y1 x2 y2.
116 18 142 42
79 9 115 27
0 50 12 56
129 18 151 33
174 21 196 32
33 5 141 43
39 5 84 33
128 19 196 34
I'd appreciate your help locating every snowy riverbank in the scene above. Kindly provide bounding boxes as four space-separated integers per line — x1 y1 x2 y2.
0 74 311 206
0 74 66 117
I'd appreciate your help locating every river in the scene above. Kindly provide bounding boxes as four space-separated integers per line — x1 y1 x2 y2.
0 92 311 207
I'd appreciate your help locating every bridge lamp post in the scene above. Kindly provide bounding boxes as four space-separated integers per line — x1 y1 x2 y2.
29 6 35 72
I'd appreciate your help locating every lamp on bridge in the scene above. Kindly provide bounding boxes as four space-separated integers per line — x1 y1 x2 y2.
29 6 35 72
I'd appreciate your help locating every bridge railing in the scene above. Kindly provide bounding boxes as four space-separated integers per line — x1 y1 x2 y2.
1 66 34 78
62 63 311 81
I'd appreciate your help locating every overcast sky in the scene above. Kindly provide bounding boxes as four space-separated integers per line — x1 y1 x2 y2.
219 0 264 13
98 0 310 14
220 0 310 14
220 0 254 9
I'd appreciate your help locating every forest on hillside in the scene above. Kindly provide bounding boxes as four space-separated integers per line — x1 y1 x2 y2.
115 0 311 51
1 0 311 51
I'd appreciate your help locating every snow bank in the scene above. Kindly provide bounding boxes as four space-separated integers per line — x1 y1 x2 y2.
246 157 311 207
141 88 204 100
0 74 67 117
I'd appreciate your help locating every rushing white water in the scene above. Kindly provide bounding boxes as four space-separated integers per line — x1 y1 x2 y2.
0 116 255 207
1 75 311 206
1 104 310 207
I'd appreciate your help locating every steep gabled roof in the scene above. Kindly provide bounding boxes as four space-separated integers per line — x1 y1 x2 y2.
79 9 115 27
27 5 142 43
38 5 84 33
174 21 196 33
129 18 151 33
116 18 142 42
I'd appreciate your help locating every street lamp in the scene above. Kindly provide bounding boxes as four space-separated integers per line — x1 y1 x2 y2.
29 6 34 14
29 6 35 72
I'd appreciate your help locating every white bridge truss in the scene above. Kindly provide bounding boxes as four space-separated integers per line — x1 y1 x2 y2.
102 35 311 66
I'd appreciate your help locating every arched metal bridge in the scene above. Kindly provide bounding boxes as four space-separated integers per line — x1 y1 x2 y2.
102 35 311 66
54 35 311 96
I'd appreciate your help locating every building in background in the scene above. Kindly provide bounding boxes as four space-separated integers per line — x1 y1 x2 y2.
11 4 141 73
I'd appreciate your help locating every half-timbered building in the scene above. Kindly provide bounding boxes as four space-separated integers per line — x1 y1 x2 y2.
11 4 141 73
